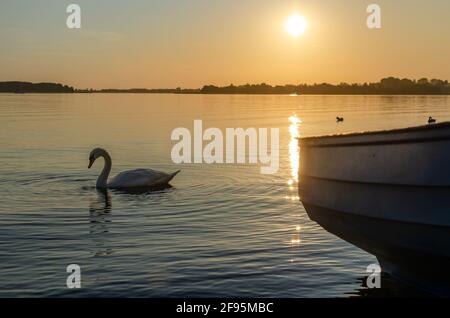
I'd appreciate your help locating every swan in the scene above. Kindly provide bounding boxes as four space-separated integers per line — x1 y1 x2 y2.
88 148 180 189
336 116 344 122
428 116 437 124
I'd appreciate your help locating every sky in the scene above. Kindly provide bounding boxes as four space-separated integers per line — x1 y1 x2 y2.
0 0 449 89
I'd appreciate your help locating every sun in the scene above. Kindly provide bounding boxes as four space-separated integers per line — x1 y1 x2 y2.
285 14 307 37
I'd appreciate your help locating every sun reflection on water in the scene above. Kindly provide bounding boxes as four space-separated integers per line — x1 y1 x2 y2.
288 114 301 184
286 114 302 251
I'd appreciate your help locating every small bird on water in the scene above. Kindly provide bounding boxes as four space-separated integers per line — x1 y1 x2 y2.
428 116 437 124
336 116 344 122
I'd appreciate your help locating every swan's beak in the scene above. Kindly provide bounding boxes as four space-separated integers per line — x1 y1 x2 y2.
88 158 94 169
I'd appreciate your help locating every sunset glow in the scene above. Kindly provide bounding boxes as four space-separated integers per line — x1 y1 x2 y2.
285 14 307 37
0 1 448 88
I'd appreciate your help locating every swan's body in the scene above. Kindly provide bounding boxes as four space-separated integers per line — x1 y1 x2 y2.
88 148 180 189
108 168 179 189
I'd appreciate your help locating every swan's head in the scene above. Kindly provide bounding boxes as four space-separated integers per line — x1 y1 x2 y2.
88 148 104 168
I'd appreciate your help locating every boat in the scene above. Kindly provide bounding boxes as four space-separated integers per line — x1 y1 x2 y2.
298 122 450 295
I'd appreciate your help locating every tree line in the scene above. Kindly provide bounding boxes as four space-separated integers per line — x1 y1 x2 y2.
1 77 449 95
201 77 450 95
0 81 74 93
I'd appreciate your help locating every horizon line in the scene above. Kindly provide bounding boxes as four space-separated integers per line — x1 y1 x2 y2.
1 76 449 91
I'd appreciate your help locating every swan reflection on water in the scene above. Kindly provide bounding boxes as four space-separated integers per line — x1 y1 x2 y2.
88 185 175 258
88 184 174 229
89 189 113 257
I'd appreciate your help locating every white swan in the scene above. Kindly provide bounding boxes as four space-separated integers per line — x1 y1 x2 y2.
88 148 180 189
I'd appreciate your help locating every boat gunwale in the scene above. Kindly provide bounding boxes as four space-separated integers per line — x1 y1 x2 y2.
299 174 450 188
298 121 450 147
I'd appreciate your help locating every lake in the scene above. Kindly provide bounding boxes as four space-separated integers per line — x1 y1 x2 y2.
0 94 448 297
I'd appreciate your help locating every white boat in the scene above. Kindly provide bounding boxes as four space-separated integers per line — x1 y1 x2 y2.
298 122 450 295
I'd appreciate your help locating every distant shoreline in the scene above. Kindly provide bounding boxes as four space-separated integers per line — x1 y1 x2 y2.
2 92 450 96
1 77 450 95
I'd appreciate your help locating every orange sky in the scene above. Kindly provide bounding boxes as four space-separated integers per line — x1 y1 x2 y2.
0 0 449 89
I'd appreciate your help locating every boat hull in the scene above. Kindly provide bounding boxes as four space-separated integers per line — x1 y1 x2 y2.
302 202 450 295
299 122 450 295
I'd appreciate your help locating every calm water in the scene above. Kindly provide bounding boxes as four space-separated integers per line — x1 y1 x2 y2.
1 94 449 297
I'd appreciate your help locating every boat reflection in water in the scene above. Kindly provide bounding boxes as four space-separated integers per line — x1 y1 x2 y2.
299 122 450 296
348 273 429 298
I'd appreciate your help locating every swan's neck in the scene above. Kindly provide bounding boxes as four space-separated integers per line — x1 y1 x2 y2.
97 150 112 189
